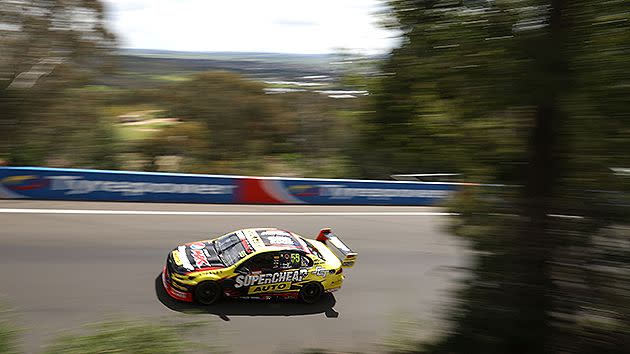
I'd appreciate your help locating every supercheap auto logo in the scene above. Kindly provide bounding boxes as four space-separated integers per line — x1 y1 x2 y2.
287 185 320 197
1 175 49 191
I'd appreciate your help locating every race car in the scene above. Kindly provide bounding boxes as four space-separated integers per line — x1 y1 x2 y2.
162 228 357 305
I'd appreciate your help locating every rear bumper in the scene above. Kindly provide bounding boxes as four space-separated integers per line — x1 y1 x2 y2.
323 274 344 292
162 266 193 302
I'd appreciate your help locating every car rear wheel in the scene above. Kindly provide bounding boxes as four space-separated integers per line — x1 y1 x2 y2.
194 281 222 305
299 282 324 304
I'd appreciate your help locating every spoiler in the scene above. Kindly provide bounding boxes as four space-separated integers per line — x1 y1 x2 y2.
316 228 357 268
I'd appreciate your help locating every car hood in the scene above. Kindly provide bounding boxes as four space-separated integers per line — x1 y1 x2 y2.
176 241 225 271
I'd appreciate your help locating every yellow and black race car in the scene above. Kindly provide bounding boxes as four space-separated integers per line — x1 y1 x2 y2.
162 228 356 304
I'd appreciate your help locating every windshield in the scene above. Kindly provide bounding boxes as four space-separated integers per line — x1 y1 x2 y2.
215 233 250 266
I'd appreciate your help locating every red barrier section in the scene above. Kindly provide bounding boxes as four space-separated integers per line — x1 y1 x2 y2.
236 178 284 204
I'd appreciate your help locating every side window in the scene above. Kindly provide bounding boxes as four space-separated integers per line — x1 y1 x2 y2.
239 253 273 272
300 254 313 268
276 251 294 270
272 251 310 270
267 251 302 270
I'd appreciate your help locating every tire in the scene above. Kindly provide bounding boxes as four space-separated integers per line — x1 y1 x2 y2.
299 282 324 304
194 281 222 305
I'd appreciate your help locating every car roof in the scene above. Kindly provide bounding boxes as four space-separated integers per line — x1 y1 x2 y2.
239 228 311 254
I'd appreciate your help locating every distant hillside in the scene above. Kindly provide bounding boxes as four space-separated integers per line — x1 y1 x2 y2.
121 49 336 65
100 49 352 89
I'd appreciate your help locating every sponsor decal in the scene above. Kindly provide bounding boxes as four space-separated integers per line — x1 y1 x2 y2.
266 235 294 245
288 185 319 197
288 184 452 199
234 269 308 288
191 249 210 268
260 230 291 236
248 282 291 294
247 232 265 249
1 175 48 191
318 185 452 199
189 242 205 250
177 246 194 271
312 267 328 277
46 175 236 196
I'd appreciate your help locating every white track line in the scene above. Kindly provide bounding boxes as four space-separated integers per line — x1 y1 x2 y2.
0 208 455 216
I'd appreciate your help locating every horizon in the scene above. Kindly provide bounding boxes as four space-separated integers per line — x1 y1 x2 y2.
119 48 384 56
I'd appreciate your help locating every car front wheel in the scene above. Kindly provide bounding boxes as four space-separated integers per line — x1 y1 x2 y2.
194 281 222 305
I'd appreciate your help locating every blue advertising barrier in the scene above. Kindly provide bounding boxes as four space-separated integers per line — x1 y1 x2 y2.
0 167 458 205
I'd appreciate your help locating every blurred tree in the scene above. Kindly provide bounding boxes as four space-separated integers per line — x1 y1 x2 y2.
0 0 117 165
280 91 359 176
373 0 629 353
163 71 290 164
138 121 211 173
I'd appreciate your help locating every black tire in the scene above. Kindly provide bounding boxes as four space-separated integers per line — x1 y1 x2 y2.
194 281 222 305
299 282 324 304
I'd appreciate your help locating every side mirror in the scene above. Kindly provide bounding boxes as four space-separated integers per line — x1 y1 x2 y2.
237 267 250 275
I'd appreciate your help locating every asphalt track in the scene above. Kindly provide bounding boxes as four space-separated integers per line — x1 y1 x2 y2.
0 200 469 353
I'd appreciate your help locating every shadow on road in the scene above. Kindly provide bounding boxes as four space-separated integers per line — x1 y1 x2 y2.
155 275 339 321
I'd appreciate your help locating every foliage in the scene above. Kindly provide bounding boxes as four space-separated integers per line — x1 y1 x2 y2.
371 0 630 353
128 72 363 176
160 71 291 163
0 1 367 177
137 121 211 172
0 0 118 167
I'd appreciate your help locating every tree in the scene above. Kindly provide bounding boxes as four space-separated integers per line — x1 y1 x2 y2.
138 121 211 173
0 0 117 165
373 1 630 353
163 71 290 164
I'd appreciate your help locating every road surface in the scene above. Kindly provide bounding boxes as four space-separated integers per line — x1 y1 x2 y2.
0 200 469 353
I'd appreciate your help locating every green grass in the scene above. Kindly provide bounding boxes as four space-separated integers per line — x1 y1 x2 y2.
0 306 20 354
45 320 222 354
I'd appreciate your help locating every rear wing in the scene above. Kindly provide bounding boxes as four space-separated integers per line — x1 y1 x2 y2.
316 228 357 268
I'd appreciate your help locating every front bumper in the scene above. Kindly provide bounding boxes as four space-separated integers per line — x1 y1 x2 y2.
162 266 193 302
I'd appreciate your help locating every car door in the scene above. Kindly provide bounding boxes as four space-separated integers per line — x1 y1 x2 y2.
272 250 313 294
237 250 310 296
226 252 275 296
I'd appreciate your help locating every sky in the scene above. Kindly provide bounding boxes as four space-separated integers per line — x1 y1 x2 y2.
102 0 399 54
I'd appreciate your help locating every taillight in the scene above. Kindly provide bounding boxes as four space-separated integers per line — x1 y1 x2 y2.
335 268 343 275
